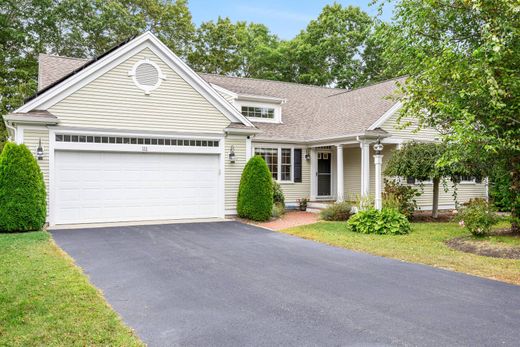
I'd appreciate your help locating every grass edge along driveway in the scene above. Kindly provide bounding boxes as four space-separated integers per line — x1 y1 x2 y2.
0 231 144 346
279 221 520 286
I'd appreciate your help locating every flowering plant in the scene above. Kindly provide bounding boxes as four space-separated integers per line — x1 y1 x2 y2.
455 199 499 236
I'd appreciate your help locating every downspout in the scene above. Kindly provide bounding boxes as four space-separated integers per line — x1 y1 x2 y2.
4 121 16 143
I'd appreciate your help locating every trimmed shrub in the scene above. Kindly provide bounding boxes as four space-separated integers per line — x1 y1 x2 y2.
272 180 285 206
455 198 499 236
320 202 353 221
237 155 274 221
347 208 411 235
0 143 47 232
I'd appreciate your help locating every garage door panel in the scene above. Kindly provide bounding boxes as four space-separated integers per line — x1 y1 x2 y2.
54 151 220 224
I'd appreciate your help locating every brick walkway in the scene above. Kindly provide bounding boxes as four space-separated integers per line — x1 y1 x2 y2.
255 210 319 231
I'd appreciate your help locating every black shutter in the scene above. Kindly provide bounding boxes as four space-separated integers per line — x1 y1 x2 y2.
294 149 302 183
406 177 416 184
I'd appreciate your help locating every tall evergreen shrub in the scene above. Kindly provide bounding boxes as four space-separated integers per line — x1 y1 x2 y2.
237 155 273 221
0 143 47 232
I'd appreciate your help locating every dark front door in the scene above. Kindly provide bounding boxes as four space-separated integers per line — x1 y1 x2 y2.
317 152 331 196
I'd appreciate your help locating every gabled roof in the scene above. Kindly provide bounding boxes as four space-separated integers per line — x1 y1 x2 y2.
15 32 255 128
16 32 403 142
201 74 402 141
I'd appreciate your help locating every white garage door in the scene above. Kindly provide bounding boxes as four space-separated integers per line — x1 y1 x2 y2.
54 151 220 224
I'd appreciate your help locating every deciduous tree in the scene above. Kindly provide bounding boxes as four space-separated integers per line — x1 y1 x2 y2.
383 0 520 231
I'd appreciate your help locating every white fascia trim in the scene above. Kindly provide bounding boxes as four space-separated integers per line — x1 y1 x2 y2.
16 32 254 128
367 102 402 130
210 84 238 99
236 94 285 104
3 114 59 125
52 126 225 139
224 128 262 135
210 84 286 104
253 138 307 145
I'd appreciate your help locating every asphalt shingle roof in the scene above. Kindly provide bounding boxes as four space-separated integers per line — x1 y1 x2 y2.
200 74 401 141
38 54 89 90
36 54 401 142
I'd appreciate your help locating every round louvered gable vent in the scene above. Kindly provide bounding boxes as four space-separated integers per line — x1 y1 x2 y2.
128 59 166 94
136 63 159 86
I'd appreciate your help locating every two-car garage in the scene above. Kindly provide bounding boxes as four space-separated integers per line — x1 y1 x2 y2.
51 133 223 225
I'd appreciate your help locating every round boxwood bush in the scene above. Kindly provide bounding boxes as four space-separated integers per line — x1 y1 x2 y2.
0 143 47 232
237 155 273 221
347 208 411 235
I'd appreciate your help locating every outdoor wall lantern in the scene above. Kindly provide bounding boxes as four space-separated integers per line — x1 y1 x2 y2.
305 149 311 160
229 145 236 163
36 138 44 160
373 137 384 155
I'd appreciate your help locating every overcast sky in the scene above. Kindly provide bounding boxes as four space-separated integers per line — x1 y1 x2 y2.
189 0 394 39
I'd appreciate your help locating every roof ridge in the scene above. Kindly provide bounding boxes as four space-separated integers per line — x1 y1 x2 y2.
39 53 90 62
326 76 407 98
199 72 348 92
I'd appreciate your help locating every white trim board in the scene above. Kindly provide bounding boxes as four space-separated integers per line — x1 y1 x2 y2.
368 102 402 130
16 32 255 129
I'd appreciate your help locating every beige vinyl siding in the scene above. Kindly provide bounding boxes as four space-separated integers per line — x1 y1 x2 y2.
225 135 247 211
252 142 310 203
49 48 230 133
411 181 487 209
23 128 50 214
280 157 310 203
382 112 439 140
343 146 361 200
341 144 486 209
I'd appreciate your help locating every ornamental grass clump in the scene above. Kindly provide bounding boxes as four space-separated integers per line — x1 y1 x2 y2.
347 208 411 235
0 143 47 232
237 155 273 221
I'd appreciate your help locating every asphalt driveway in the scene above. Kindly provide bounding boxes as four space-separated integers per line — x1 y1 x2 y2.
52 221 520 346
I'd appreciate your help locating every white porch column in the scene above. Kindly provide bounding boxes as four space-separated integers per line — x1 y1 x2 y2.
374 153 383 210
245 136 252 161
360 142 370 197
310 148 317 200
336 145 344 202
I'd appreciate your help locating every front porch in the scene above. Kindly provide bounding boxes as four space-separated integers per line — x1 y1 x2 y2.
308 140 396 205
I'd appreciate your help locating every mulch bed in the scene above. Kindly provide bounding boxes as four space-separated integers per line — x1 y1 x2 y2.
445 229 520 259
411 210 455 223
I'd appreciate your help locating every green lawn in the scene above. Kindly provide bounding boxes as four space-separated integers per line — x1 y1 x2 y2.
0 231 143 346
479 234 520 247
280 221 520 285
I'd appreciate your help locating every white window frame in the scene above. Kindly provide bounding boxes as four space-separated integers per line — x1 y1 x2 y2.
254 145 298 183
235 100 282 124
406 177 433 185
459 176 477 184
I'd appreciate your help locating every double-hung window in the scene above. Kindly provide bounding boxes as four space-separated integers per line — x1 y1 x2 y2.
281 148 292 181
255 147 279 180
254 147 302 183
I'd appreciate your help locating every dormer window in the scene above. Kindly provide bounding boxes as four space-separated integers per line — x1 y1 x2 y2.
241 106 275 119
